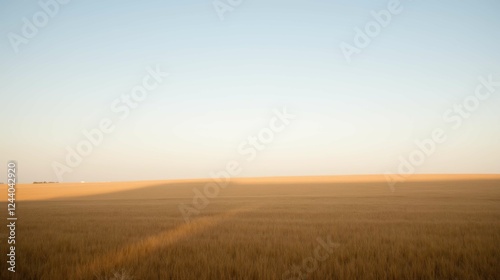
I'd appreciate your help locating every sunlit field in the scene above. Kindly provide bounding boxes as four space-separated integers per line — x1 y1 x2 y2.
1 175 499 280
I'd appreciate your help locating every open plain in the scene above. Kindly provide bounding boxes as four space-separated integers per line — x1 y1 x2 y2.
0 175 499 280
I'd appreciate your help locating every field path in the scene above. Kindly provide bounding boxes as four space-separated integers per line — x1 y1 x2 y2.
72 204 260 279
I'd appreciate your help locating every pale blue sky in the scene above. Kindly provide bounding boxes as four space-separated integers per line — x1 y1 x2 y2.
1 0 499 182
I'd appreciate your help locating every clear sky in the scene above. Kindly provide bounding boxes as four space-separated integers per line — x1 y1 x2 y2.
1 0 499 183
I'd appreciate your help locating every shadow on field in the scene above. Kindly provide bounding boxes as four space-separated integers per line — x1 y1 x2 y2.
45 175 500 202
50 181 208 201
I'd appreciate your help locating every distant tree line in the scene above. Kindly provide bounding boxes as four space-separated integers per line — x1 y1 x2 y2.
33 181 59 184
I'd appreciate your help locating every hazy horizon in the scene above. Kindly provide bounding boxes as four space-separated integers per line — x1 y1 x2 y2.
10 173 500 185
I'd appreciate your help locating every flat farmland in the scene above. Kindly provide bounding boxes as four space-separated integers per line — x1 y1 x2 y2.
0 175 499 280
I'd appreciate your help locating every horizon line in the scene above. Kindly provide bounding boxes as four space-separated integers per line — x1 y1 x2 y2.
12 173 500 185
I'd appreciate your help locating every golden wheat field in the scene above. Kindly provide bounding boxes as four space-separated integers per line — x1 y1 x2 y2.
0 175 499 280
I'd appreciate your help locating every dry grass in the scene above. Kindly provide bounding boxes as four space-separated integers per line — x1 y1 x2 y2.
0 175 499 279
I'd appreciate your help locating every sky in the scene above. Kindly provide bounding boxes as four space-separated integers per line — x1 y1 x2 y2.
0 0 499 183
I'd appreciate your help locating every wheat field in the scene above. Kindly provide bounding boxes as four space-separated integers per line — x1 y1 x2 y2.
0 175 499 280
